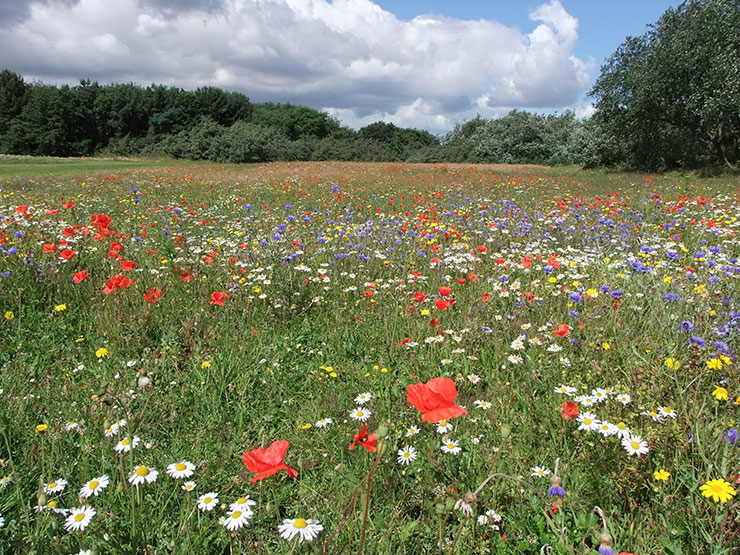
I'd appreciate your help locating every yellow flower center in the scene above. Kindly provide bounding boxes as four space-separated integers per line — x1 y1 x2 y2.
617 422 626 430
447 443 455 449
75 513 85 522
49 482 57 489
584 418 591 425
89 481 99 490
231 511 242 519
294 518 307 528
122 439 130 446
204 497 212 504
236 497 246 504
135 465 149 477
176 463 187 471
631 441 639 450
48 500 58 508
403 452 410 458
439 420 447 426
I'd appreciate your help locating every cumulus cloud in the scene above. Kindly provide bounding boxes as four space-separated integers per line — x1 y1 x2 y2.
1 0 594 133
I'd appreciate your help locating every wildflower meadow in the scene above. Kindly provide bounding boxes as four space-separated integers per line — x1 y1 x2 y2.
0 160 738 553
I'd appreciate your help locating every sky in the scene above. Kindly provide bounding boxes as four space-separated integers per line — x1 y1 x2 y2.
0 0 681 135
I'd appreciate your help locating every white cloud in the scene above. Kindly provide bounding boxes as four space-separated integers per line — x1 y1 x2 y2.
2 0 594 133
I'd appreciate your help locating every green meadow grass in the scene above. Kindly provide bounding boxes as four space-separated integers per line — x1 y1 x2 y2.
0 160 738 553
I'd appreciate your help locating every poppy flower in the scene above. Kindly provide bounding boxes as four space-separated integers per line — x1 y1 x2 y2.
553 324 570 337
406 377 468 423
120 260 137 271
364 290 374 298
438 286 452 297
60 249 76 260
210 292 228 305
91 214 111 228
349 425 378 452
180 271 193 282
72 270 89 284
413 292 426 303
144 288 163 303
63 201 75 209
457 278 466 284
435 299 453 310
560 401 579 420
482 292 491 302
430 318 439 328
103 274 132 294
477 245 487 254
242 440 298 483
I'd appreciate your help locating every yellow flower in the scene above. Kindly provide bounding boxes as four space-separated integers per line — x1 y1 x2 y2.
663 276 672 284
706 358 723 370
664 357 680 370
712 386 728 401
54 304 67 312
298 423 312 430
700 479 736 503
95 347 108 358
720 356 732 366
380 367 388 373
602 342 611 350
654 469 670 481
420 309 430 316
4 311 13 320
75 336 84 343
35 424 48 433
201 361 211 369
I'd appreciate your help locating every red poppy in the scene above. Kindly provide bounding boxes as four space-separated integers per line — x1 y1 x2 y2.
364 290 374 297
398 337 411 346
413 291 426 303
103 274 132 294
43 243 56 253
63 201 76 209
477 245 487 254
242 440 298 483
456 278 466 284
560 401 579 420
72 270 89 284
180 271 193 282
438 286 452 297
91 214 111 228
482 292 491 302
349 425 378 452
406 377 468 423
120 260 137 271
553 324 570 337
430 317 439 328
210 291 228 305
144 287 163 303
60 249 76 260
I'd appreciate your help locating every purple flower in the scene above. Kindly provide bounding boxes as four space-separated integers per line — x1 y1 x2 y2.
680 320 694 332
727 429 738 446
547 486 566 496
690 336 706 348
598 546 614 555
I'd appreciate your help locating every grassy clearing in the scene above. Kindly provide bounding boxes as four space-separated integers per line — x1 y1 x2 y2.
0 161 738 553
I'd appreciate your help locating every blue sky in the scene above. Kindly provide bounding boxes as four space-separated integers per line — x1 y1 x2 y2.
0 0 682 133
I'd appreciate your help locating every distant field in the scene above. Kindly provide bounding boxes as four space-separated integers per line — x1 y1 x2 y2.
0 160 738 553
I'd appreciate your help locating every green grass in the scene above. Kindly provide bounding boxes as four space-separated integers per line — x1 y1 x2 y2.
0 160 738 553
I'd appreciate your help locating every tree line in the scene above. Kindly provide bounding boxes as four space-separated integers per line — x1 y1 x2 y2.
0 0 737 170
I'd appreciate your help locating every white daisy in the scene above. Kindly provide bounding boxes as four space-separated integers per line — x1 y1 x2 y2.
164 461 193 480
405 426 420 437
591 388 609 402
349 407 371 422
598 422 618 437
103 424 119 438
229 496 257 512
315 418 333 428
554 384 576 395
467 374 481 384
577 412 600 431
223 509 251 531
440 439 461 455
128 465 158 485
622 434 649 456
278 518 324 543
657 406 676 419
436 419 453 434
354 392 373 405
0 476 10 489
114 436 140 454
477 514 488 526
474 400 491 410
64 506 96 532
615 393 631 405
79 475 109 498
43 478 67 495
547 344 563 353
397 445 417 465
65 421 79 431
182 481 197 492
197 492 219 511
615 421 631 440
575 395 596 407
530 466 551 478
507 354 523 364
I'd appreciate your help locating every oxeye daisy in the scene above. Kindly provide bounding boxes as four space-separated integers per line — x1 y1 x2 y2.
114 436 140 454
554 384 576 395
622 434 649 456
129 465 158 485
405 426 420 437
65 421 79 432
315 418 333 428
615 393 631 405
0 476 10 489
577 412 600 431
436 419 453 434
64 506 95 532
223 509 251 531
397 445 417 465
531 466 551 477
474 400 491 410
43 478 67 494
598 421 618 437
103 425 119 438
181 481 196 492
197 492 219 511
166 460 195 479
349 407 371 422
467 374 481 384
229 496 257 512
79 475 109 498
354 392 373 405
658 406 676 419
278 517 324 543
440 439 461 455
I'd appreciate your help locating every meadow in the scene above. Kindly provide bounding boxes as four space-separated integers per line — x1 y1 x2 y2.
0 159 738 554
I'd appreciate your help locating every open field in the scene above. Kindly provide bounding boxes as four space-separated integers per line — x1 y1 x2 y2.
0 160 738 553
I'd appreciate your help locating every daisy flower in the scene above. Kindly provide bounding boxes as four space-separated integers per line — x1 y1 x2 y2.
182 481 196 492
43 478 67 495
467 374 481 384
598 422 618 437
591 388 609 402
622 435 649 456
103 425 119 438
0 476 10 489
278 518 324 543
700 478 737 503
354 392 373 405
129 465 158 485
615 393 631 405
440 439 461 455
615 421 631 439
554 384 576 395
223 509 251 531
114 436 140 454
575 395 596 407
349 407 371 422
166 460 195 479
531 466 551 477
477 515 488 526
474 400 491 410
114 418 128 429
657 406 677 419
507 354 523 364
405 426 420 437
397 445 417 465
65 421 80 432
436 419 453 434
229 496 257 512
79 475 109 498
577 412 600 431
64 506 96 532
315 418 333 428
197 492 219 511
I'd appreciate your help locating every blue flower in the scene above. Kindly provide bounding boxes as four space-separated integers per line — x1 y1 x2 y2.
680 320 694 332
727 428 738 446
